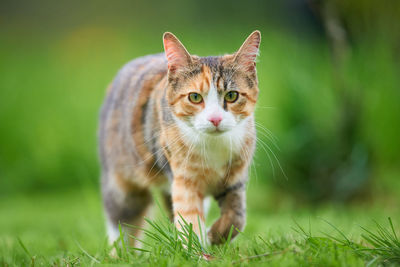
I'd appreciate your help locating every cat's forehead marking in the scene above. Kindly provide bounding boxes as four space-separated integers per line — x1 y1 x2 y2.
200 65 212 92
198 56 235 93
188 65 212 93
200 56 220 69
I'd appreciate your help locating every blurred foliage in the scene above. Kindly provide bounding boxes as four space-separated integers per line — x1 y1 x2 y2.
0 0 399 203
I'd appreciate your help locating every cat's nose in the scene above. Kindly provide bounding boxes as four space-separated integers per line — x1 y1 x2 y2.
208 115 222 127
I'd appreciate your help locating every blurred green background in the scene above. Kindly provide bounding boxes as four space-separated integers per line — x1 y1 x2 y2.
1 0 399 202
1 0 400 223
1 0 400 264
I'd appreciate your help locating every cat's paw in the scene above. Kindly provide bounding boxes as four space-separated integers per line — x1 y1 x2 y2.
207 215 244 245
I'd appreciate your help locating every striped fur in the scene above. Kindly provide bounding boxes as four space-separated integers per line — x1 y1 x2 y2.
99 31 261 245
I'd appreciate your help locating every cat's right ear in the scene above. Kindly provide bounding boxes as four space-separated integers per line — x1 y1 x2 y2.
234 30 261 72
163 32 192 72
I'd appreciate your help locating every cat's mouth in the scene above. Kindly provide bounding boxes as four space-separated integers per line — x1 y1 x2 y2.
202 127 227 136
194 124 231 136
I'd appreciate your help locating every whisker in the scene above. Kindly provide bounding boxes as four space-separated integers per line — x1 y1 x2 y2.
255 138 276 179
200 139 207 178
241 142 257 183
135 123 178 150
255 125 280 151
183 141 195 179
142 133 182 167
254 122 279 142
145 135 183 177
223 136 233 184
149 141 186 179
256 135 288 180
255 105 276 110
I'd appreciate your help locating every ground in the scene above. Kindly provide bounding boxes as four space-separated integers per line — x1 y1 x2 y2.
1 182 399 266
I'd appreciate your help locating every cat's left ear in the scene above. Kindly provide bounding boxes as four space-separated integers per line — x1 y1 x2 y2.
234 30 261 71
163 32 192 72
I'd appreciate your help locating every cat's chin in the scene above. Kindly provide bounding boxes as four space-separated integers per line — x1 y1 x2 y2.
200 128 229 136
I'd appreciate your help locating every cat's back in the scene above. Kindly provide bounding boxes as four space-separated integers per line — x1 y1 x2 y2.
102 53 166 110
100 52 167 126
99 53 168 172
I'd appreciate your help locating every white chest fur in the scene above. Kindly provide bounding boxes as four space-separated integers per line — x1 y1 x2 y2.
174 113 252 179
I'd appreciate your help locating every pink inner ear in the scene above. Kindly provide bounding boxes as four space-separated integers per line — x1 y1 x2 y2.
240 43 259 66
244 42 259 62
236 32 261 70
163 37 189 71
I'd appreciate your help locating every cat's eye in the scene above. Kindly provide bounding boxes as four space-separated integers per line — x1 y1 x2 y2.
224 91 239 103
188 93 203 104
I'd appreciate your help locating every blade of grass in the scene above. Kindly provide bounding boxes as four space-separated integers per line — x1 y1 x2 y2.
75 241 100 264
17 237 32 258
222 226 234 254
118 223 128 261
320 218 351 245
388 217 398 241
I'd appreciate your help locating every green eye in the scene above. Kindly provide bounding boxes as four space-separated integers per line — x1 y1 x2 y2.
188 93 203 104
224 91 239 103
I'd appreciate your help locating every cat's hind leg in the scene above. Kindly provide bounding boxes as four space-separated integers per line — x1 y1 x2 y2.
102 173 152 247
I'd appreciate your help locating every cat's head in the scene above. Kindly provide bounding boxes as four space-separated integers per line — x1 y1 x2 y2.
163 31 260 140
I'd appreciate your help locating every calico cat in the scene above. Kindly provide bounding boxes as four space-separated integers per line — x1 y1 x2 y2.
99 31 261 245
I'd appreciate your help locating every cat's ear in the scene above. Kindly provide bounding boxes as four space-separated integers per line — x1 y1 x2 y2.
234 30 261 71
163 32 192 72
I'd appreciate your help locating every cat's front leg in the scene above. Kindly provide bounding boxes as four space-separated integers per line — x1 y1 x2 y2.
171 175 207 242
208 181 246 245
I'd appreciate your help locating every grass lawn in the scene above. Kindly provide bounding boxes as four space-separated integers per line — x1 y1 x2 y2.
1 14 399 266
1 183 399 266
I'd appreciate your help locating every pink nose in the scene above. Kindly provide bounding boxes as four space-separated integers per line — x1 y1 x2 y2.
209 115 222 127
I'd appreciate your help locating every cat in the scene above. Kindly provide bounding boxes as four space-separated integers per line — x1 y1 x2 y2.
99 30 261 246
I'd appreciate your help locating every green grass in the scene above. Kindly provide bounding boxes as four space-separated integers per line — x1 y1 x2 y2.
1 4 400 266
1 184 400 266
